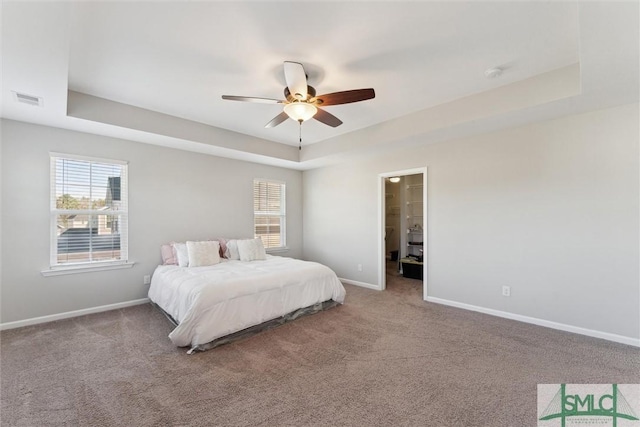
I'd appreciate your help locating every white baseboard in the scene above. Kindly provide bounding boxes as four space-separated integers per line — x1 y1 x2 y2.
0 298 150 331
426 296 640 348
339 278 381 291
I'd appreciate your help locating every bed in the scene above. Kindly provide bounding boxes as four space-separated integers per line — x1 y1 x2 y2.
148 254 346 352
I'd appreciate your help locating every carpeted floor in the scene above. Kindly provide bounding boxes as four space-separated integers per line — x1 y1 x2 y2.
1 271 638 426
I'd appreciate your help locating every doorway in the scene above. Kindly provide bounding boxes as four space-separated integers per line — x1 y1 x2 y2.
378 168 427 299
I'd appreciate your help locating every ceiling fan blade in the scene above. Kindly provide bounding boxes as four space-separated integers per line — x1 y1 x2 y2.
283 61 308 100
222 95 284 104
313 108 343 128
265 111 290 128
314 88 375 106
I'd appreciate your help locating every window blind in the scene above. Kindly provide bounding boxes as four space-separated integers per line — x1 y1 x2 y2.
253 179 286 249
50 154 128 266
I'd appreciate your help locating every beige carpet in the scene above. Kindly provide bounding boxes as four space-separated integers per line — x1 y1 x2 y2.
1 274 639 426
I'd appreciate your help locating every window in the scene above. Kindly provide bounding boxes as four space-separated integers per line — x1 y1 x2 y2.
50 153 128 268
253 179 286 250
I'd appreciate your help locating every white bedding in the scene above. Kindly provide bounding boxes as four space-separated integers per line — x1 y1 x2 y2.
148 255 346 347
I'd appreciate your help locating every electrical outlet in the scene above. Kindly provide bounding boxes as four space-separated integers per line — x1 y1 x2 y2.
357 264 363 272
144 275 151 285
502 285 511 297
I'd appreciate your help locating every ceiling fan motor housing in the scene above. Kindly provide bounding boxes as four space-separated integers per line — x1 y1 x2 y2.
285 86 316 103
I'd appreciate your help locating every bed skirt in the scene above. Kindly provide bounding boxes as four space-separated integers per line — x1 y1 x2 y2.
151 299 340 354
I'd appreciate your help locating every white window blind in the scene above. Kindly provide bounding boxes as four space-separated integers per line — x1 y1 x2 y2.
50 154 128 267
253 179 286 249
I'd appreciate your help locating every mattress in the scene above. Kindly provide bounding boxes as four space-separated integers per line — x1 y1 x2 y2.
148 255 346 348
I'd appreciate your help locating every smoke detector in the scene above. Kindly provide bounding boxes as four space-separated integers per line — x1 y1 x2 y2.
484 67 503 79
12 91 43 107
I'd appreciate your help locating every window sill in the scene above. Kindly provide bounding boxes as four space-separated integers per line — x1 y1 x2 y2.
41 262 136 277
266 247 289 254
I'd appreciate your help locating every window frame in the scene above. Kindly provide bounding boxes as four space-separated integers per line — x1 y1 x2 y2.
253 178 287 251
46 152 131 274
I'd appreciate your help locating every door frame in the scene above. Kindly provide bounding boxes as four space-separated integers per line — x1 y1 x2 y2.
378 167 428 300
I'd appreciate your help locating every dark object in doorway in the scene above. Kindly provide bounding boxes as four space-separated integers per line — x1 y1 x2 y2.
390 250 398 261
401 258 423 280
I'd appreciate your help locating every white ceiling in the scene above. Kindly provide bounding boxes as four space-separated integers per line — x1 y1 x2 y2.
1 1 638 170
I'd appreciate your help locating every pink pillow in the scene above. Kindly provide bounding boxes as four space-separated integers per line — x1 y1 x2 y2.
160 243 177 265
212 238 229 258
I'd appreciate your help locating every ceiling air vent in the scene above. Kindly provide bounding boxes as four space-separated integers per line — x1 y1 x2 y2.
12 91 43 107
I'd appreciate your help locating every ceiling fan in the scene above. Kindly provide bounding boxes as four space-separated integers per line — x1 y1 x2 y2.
222 61 375 130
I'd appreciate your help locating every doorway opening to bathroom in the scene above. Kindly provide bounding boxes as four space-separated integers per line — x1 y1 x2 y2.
379 168 427 300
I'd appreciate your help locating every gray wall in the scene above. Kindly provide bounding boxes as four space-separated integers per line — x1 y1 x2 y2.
303 103 640 339
0 119 303 323
2 103 639 340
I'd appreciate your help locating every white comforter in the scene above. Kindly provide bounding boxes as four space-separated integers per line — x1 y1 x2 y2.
148 255 346 347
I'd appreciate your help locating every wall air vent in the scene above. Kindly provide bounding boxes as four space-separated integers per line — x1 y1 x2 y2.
12 91 43 107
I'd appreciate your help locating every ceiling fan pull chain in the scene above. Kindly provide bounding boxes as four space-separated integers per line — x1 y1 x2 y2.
299 120 303 150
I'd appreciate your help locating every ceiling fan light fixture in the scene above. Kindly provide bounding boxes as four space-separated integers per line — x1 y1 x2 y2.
284 102 317 122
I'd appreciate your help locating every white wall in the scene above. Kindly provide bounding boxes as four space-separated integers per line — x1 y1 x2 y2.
0 119 303 323
303 103 640 340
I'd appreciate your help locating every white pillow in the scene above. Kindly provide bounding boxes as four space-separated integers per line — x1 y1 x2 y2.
172 242 189 267
225 239 240 260
237 238 267 262
187 240 221 267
